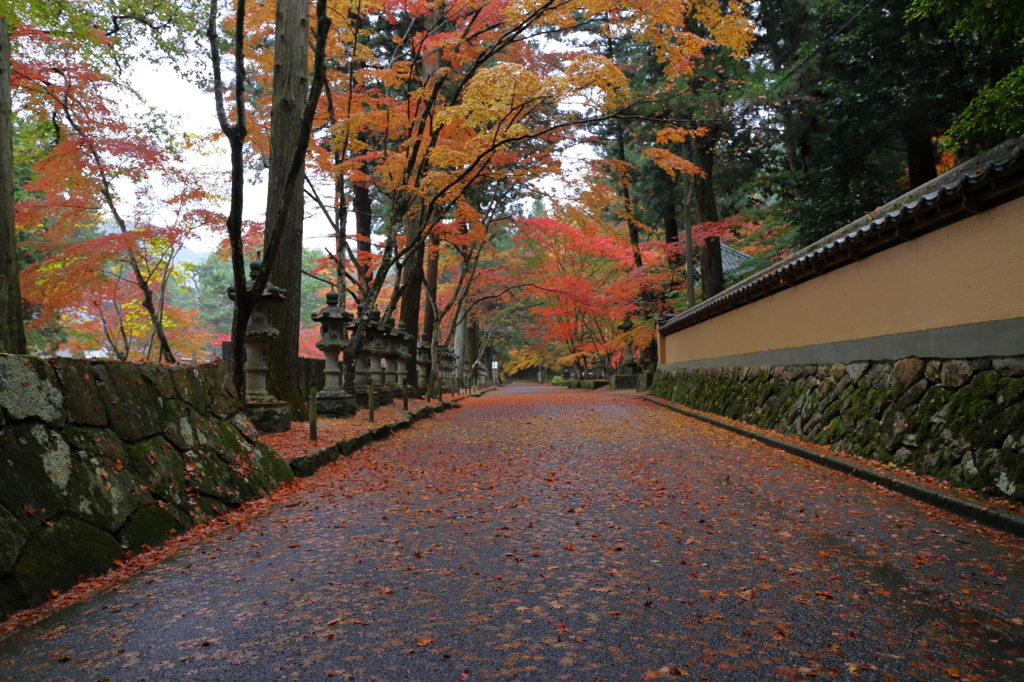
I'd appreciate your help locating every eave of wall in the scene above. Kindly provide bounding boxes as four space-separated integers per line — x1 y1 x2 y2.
658 137 1024 337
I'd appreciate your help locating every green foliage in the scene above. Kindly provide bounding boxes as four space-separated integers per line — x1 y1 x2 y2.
551 375 568 387
908 0 1024 146
944 65 1024 148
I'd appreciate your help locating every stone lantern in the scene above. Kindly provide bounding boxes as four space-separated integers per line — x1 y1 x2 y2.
227 258 289 432
366 310 387 388
618 319 638 375
311 291 357 416
348 306 369 389
417 334 432 392
394 321 413 388
611 319 640 390
383 316 400 388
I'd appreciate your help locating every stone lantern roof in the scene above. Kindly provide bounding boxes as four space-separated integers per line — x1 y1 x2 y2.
312 291 352 352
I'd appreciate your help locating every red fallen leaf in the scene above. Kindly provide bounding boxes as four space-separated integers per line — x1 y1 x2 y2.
326 619 341 626
352 619 368 626
814 591 834 600
286 544 300 548
563 543 576 551
22 504 34 516
460 670 471 680
415 637 434 647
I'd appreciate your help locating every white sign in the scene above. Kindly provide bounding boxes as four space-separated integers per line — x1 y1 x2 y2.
491 361 498 369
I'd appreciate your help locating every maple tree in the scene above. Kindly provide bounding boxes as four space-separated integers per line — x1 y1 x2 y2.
0 0 206 354
286 0 756 393
11 20 220 361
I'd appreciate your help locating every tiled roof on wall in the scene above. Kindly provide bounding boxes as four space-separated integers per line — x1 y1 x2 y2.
658 138 1024 337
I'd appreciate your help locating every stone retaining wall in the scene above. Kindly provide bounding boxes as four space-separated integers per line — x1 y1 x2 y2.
649 356 1024 501
0 355 294 617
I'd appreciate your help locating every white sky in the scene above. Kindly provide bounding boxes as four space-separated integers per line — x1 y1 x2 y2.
129 61 341 256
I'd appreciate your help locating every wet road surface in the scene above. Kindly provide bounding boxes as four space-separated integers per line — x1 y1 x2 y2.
2 384 1023 681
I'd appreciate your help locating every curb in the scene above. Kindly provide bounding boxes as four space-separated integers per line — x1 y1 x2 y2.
640 394 1024 539
288 400 460 478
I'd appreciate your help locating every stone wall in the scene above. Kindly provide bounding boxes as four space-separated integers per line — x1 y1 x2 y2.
0 355 294 617
649 356 1024 501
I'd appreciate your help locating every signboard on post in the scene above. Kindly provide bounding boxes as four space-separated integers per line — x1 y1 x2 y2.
491 361 498 370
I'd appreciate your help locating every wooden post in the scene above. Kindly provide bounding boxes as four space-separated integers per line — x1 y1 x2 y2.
367 376 375 422
403 383 409 411
309 379 318 441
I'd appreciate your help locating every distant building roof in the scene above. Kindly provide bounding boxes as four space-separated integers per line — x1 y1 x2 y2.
659 136 1024 336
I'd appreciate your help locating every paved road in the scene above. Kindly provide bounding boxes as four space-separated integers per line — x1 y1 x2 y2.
2 384 1024 681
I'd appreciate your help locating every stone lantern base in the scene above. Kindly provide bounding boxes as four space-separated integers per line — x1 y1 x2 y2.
317 391 358 417
244 401 292 433
354 386 394 408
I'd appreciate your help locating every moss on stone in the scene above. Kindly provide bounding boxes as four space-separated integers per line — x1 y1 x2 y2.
0 355 64 426
123 436 189 509
0 504 28 577
0 423 70 523
117 503 192 554
7 516 123 612
65 449 147 534
94 362 170 443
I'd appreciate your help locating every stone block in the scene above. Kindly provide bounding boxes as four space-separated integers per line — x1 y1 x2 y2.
65 448 147 534
53 358 106 427
124 436 189 509
251 441 294 484
94 362 169 443
161 400 198 451
198 362 240 418
117 503 191 554
0 505 28 577
318 394 358 416
0 355 63 426
182 449 242 504
941 360 973 388
7 516 123 611
993 357 1024 378
0 423 71 523
139 364 177 400
846 361 870 384
169 365 210 415
611 374 638 390
893 357 925 390
244 402 292 434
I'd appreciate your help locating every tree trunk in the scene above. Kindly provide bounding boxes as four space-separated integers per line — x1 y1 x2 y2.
905 125 937 189
400 239 423 387
354 176 372 254
683 181 695 308
700 236 723 300
264 0 309 416
422 233 439 343
664 194 680 268
616 128 643 268
0 19 25 355
689 132 719 225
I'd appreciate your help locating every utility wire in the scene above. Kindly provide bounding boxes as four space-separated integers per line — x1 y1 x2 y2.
763 0 881 98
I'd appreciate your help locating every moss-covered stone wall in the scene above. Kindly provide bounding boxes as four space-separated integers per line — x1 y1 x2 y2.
649 356 1024 501
0 355 294 617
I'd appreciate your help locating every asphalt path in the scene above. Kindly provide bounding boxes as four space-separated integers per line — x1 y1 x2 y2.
2 384 1023 681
